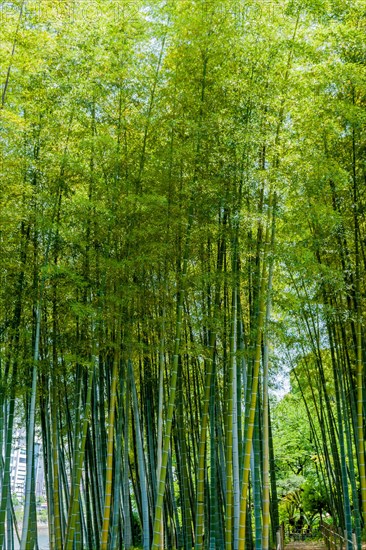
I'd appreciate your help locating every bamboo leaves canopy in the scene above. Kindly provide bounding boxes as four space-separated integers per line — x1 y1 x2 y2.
0 1 365 549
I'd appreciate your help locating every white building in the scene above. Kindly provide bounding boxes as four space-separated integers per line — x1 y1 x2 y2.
10 431 46 499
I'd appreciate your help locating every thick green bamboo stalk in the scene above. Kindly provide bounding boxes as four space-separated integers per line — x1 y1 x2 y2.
252 401 262 550
349 118 366 530
84 442 97 550
233 339 240 550
6 495 13 550
41 388 54 549
176 360 193 550
49 296 63 550
100 350 119 550
356 313 366 529
262 347 271 549
129 359 150 550
64 367 94 550
231 254 240 550
209 358 218 550
110 373 124 550
216 396 227 546
225 283 237 550
156 330 165 550
51 371 62 550
238 192 273 550
90 373 104 535
329 336 353 549
339 344 362 550
123 366 132 550
29 453 38 550
0 393 15 549
262 196 275 550
195 333 216 550
268 407 279 546
20 302 41 550
167 448 182 548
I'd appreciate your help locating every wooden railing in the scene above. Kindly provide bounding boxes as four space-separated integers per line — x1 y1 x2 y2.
277 521 357 549
320 521 357 550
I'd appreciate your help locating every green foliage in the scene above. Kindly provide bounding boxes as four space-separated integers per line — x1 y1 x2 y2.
302 479 329 519
272 392 315 479
0 0 365 547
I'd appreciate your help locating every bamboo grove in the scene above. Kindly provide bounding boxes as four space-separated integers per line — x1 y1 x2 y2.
0 1 366 549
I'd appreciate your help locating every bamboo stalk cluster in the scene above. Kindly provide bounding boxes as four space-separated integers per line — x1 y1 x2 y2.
0 1 365 549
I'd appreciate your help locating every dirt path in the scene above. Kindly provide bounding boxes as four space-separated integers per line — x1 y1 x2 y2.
285 541 366 550
285 543 326 550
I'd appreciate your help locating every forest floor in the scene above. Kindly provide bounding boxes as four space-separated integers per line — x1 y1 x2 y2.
285 543 326 549
285 541 366 549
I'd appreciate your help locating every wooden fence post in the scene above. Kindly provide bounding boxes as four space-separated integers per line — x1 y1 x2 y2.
276 523 285 550
276 529 281 550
